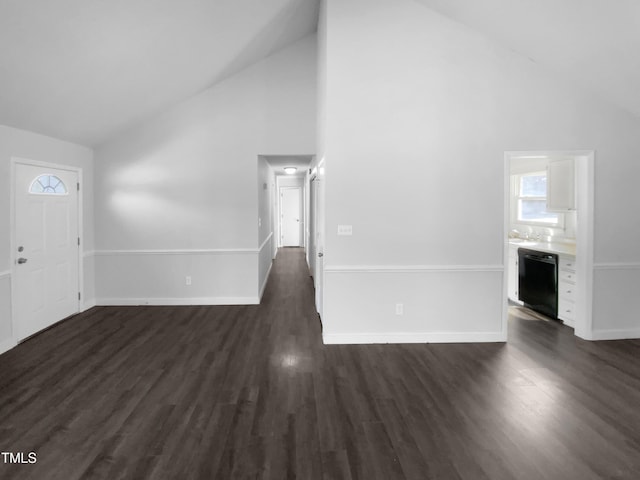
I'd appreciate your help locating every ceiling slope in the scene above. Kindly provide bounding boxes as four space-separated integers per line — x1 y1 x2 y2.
413 0 640 120
0 0 319 146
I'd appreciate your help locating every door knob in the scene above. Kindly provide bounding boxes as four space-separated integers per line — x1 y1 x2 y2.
318 252 323 257
17 258 28 264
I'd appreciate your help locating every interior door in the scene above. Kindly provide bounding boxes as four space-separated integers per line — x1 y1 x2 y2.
314 177 324 317
280 187 301 247
308 178 317 278
14 163 80 341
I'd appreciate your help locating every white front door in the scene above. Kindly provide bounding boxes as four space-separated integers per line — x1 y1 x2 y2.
13 163 80 341
280 187 301 247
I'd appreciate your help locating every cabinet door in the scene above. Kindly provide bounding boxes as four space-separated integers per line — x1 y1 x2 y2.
507 246 520 302
547 158 575 211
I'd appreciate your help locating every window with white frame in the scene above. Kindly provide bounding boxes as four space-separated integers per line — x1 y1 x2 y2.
514 172 562 226
29 174 68 195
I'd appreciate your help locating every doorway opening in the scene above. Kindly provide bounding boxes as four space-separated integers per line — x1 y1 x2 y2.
503 151 594 340
259 154 324 319
308 167 324 318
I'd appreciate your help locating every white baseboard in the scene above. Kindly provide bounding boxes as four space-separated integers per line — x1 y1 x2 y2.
589 328 640 341
322 331 506 344
259 262 273 301
0 337 17 355
96 297 260 306
81 300 97 312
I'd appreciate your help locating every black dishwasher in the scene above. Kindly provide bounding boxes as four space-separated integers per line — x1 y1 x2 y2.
518 248 558 319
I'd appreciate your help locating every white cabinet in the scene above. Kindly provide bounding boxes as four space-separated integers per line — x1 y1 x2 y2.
547 158 576 211
507 244 522 303
558 254 577 327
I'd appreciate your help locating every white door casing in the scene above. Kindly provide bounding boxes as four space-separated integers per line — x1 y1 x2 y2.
280 187 302 247
13 162 80 341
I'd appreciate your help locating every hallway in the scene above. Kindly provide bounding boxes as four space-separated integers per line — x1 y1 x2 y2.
1 248 639 479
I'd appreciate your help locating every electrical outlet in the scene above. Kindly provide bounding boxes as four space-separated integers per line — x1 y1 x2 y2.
337 225 353 236
185 276 192 286
395 303 404 315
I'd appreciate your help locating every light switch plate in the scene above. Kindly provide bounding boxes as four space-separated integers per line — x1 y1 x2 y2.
337 225 353 236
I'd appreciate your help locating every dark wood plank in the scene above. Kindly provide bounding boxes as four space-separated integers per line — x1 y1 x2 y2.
1 248 640 479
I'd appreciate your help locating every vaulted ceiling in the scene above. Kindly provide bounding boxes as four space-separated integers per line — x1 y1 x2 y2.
0 0 319 146
414 0 640 120
2 0 638 148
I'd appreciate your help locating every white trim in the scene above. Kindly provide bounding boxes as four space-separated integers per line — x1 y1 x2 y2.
97 297 260 306
323 331 505 345
94 248 258 256
590 328 640 341
502 155 511 342
93 240 278 256
324 265 503 273
259 262 273 301
83 250 95 258
258 232 274 301
594 262 640 270
574 152 595 340
258 232 273 252
81 300 97 312
0 338 17 356
78 168 85 311
0 270 10 279
10 157 83 172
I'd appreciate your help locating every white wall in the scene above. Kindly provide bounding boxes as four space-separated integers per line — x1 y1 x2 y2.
319 0 640 342
0 124 94 353
94 35 316 305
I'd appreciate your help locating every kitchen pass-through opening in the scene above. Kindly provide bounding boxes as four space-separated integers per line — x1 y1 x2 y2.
503 151 594 340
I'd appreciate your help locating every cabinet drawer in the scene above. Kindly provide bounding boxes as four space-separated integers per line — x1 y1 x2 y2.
558 282 576 301
559 270 577 283
559 257 576 271
558 297 576 321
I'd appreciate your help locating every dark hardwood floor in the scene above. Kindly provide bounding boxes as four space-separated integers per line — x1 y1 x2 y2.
1 248 640 479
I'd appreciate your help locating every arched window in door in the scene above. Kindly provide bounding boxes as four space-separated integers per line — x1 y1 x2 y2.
29 174 68 195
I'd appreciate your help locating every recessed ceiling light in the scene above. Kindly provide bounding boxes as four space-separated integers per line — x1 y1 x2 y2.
284 167 297 175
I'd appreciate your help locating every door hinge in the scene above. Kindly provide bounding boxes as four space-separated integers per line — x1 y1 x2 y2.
78 237 81 246
78 292 81 301
77 182 80 191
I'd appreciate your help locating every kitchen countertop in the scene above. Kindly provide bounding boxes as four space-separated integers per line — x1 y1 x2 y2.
508 239 576 256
